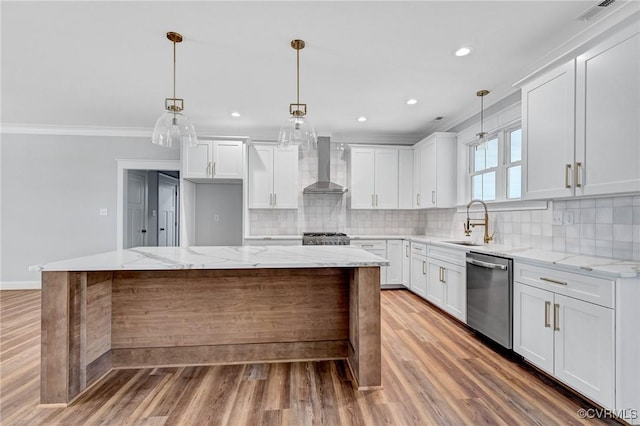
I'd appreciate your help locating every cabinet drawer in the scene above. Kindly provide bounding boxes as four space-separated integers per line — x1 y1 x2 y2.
514 262 614 308
427 245 465 267
351 240 386 250
411 242 427 256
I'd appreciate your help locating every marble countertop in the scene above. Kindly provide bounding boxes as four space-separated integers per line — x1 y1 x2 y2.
29 246 390 272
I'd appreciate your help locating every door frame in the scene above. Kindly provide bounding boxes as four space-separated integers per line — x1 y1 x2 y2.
116 159 180 250
157 172 180 246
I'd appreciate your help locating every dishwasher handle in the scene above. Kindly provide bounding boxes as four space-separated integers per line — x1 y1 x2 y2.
466 258 508 270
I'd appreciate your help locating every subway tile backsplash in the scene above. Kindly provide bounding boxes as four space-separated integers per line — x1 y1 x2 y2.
248 145 639 259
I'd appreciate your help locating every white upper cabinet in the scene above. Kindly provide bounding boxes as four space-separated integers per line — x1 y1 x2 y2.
398 149 414 209
575 26 640 196
248 144 299 209
350 147 398 209
521 60 576 200
183 140 244 181
413 132 457 208
521 23 640 199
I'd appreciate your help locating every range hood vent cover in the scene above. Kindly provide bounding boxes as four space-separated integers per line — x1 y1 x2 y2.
303 136 347 194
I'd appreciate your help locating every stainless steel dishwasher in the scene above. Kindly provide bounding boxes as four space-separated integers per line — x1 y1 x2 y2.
466 252 513 349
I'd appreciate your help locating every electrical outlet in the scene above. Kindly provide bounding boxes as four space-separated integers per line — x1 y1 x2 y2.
564 211 574 225
99 208 108 216
552 211 563 225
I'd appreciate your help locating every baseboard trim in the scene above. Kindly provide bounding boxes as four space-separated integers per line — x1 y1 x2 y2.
0 280 41 290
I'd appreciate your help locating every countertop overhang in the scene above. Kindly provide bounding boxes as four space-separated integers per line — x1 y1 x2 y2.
30 245 390 272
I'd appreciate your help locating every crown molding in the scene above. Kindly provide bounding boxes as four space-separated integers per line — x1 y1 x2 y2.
0 123 152 137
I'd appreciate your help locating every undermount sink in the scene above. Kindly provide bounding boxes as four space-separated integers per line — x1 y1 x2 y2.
443 241 483 246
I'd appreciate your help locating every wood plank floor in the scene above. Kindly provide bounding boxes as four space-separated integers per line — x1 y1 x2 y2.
0 289 617 425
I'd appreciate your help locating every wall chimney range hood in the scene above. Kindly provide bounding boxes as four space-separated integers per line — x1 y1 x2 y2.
303 136 347 194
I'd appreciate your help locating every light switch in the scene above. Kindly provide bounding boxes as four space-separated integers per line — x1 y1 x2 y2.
564 211 574 225
99 208 108 216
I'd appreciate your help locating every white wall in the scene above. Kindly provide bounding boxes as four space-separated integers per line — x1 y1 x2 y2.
0 133 178 287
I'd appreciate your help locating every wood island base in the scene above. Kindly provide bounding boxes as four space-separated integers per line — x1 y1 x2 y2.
40 267 381 405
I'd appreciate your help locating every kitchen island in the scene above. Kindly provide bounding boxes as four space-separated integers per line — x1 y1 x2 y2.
32 246 388 405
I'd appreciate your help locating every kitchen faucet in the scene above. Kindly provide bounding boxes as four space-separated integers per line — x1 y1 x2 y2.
464 199 494 244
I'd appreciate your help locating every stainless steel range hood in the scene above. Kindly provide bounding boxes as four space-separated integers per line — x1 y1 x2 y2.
303 136 347 194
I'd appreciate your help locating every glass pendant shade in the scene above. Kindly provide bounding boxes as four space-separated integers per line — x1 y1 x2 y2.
277 114 317 150
152 111 197 149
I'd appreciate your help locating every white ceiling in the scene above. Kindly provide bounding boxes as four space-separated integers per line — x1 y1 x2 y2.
0 1 632 143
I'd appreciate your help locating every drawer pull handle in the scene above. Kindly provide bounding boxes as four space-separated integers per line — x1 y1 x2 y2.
553 303 560 331
540 277 567 286
544 301 551 328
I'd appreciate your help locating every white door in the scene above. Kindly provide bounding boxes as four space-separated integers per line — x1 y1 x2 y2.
184 141 212 179
522 60 576 199
125 171 147 248
350 148 376 209
386 240 403 285
272 146 299 209
213 140 243 179
426 259 445 307
248 144 274 208
158 174 179 247
374 148 399 209
513 283 554 375
410 254 427 298
442 262 466 322
553 294 615 408
575 29 640 197
402 240 411 287
398 150 413 209
413 145 422 208
421 140 437 207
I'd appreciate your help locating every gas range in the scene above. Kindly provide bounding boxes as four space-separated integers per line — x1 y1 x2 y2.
302 232 350 246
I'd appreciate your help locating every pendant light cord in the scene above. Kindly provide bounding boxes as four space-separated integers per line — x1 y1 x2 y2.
480 93 483 134
172 38 177 110
296 45 300 107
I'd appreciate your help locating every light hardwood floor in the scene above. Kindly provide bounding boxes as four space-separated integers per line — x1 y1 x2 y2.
1 289 616 425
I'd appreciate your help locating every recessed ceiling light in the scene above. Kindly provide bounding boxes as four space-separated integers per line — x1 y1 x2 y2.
406 99 418 105
455 47 472 57
357 116 367 122
230 112 241 118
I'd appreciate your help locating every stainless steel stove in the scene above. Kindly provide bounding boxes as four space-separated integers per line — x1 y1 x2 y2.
302 232 350 246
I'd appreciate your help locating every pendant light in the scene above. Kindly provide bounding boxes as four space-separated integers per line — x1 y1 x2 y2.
151 32 197 149
277 39 317 150
475 89 490 150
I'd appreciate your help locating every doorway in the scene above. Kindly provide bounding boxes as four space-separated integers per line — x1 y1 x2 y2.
117 159 181 250
124 170 180 249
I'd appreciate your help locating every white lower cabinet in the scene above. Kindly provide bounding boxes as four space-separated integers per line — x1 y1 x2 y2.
386 240 403 286
425 245 466 322
351 240 388 286
513 262 615 409
402 240 411 288
410 242 427 298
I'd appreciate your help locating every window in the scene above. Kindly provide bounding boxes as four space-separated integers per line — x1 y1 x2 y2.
469 125 522 202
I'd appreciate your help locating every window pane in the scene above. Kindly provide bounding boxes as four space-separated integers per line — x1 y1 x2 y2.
510 129 522 163
472 174 483 199
507 165 522 199
483 171 496 201
474 146 486 172
486 138 498 168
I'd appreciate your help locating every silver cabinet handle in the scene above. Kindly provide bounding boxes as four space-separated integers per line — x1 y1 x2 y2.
575 162 582 188
432 190 435 204
376 194 378 207
466 258 507 270
406 246 409 257
422 261 426 275
372 194 375 207
540 277 567 286
417 194 420 206
269 193 273 206
207 161 212 176
441 267 446 283
565 164 572 188
213 162 216 176
274 193 277 206
553 303 560 331
544 301 551 328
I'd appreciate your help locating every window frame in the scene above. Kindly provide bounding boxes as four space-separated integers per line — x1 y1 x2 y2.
468 122 522 203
